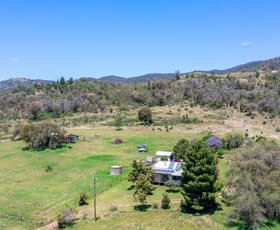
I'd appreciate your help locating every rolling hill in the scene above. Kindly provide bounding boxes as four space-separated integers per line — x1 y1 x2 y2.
206 57 280 74
0 78 51 92
1 57 280 92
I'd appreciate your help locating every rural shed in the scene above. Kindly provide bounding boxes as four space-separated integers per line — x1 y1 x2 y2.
155 151 173 161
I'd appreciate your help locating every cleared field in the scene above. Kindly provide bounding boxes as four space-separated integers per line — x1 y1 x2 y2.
0 126 193 229
1 124 279 230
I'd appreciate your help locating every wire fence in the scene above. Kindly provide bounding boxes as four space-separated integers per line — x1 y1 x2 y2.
0 213 55 228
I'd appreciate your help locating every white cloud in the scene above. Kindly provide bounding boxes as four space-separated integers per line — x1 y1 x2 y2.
241 41 253 46
9 57 18 63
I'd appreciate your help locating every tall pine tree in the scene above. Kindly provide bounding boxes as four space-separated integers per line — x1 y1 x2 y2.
180 140 219 212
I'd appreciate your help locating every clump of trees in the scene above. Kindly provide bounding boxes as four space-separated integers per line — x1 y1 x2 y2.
138 107 153 125
224 132 244 149
226 140 280 228
128 160 155 204
20 122 65 150
175 140 220 213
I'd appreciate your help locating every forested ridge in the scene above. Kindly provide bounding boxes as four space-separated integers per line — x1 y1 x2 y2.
1 69 280 123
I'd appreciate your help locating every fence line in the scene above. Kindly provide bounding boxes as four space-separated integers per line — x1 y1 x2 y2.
0 213 55 228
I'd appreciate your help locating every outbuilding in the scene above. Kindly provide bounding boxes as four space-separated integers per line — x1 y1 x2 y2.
155 151 173 161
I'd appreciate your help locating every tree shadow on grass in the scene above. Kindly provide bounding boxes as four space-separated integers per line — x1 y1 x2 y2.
181 203 222 216
165 188 180 193
127 185 135 190
134 204 151 212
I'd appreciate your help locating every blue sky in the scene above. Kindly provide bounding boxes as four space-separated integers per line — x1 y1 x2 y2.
0 0 280 80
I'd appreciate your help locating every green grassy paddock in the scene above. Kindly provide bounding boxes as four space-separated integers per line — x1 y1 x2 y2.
1 126 279 229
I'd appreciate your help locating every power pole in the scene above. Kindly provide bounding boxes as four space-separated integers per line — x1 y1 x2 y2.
93 177 97 221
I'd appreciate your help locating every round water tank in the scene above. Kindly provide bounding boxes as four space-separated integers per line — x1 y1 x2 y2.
110 166 122 175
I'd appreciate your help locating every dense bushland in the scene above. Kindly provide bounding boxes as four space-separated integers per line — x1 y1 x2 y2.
1 72 280 123
226 140 280 228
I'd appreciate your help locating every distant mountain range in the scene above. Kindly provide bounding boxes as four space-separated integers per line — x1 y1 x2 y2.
1 57 280 92
205 57 280 74
97 73 175 83
0 73 175 92
0 78 52 92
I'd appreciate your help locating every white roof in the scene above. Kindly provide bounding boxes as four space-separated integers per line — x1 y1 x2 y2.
155 151 173 157
152 161 170 169
152 161 182 176
171 169 183 176
152 161 182 171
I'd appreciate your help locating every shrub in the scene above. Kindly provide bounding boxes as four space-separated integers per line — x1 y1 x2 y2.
79 192 89 206
224 132 244 149
216 148 224 158
109 204 118 212
152 203 159 209
45 165 53 172
112 138 124 144
165 180 180 193
256 136 266 142
161 193 171 209
57 208 77 228
182 113 201 124
201 132 213 141
165 180 181 187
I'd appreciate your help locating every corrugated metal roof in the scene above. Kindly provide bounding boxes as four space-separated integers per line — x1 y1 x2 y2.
152 161 182 175
155 151 173 156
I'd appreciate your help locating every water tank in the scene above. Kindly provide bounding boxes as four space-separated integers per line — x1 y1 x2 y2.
110 166 122 175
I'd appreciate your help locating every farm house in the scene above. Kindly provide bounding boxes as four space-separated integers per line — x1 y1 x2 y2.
152 160 183 184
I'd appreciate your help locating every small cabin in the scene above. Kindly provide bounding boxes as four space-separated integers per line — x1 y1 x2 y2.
65 134 79 143
155 151 173 161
